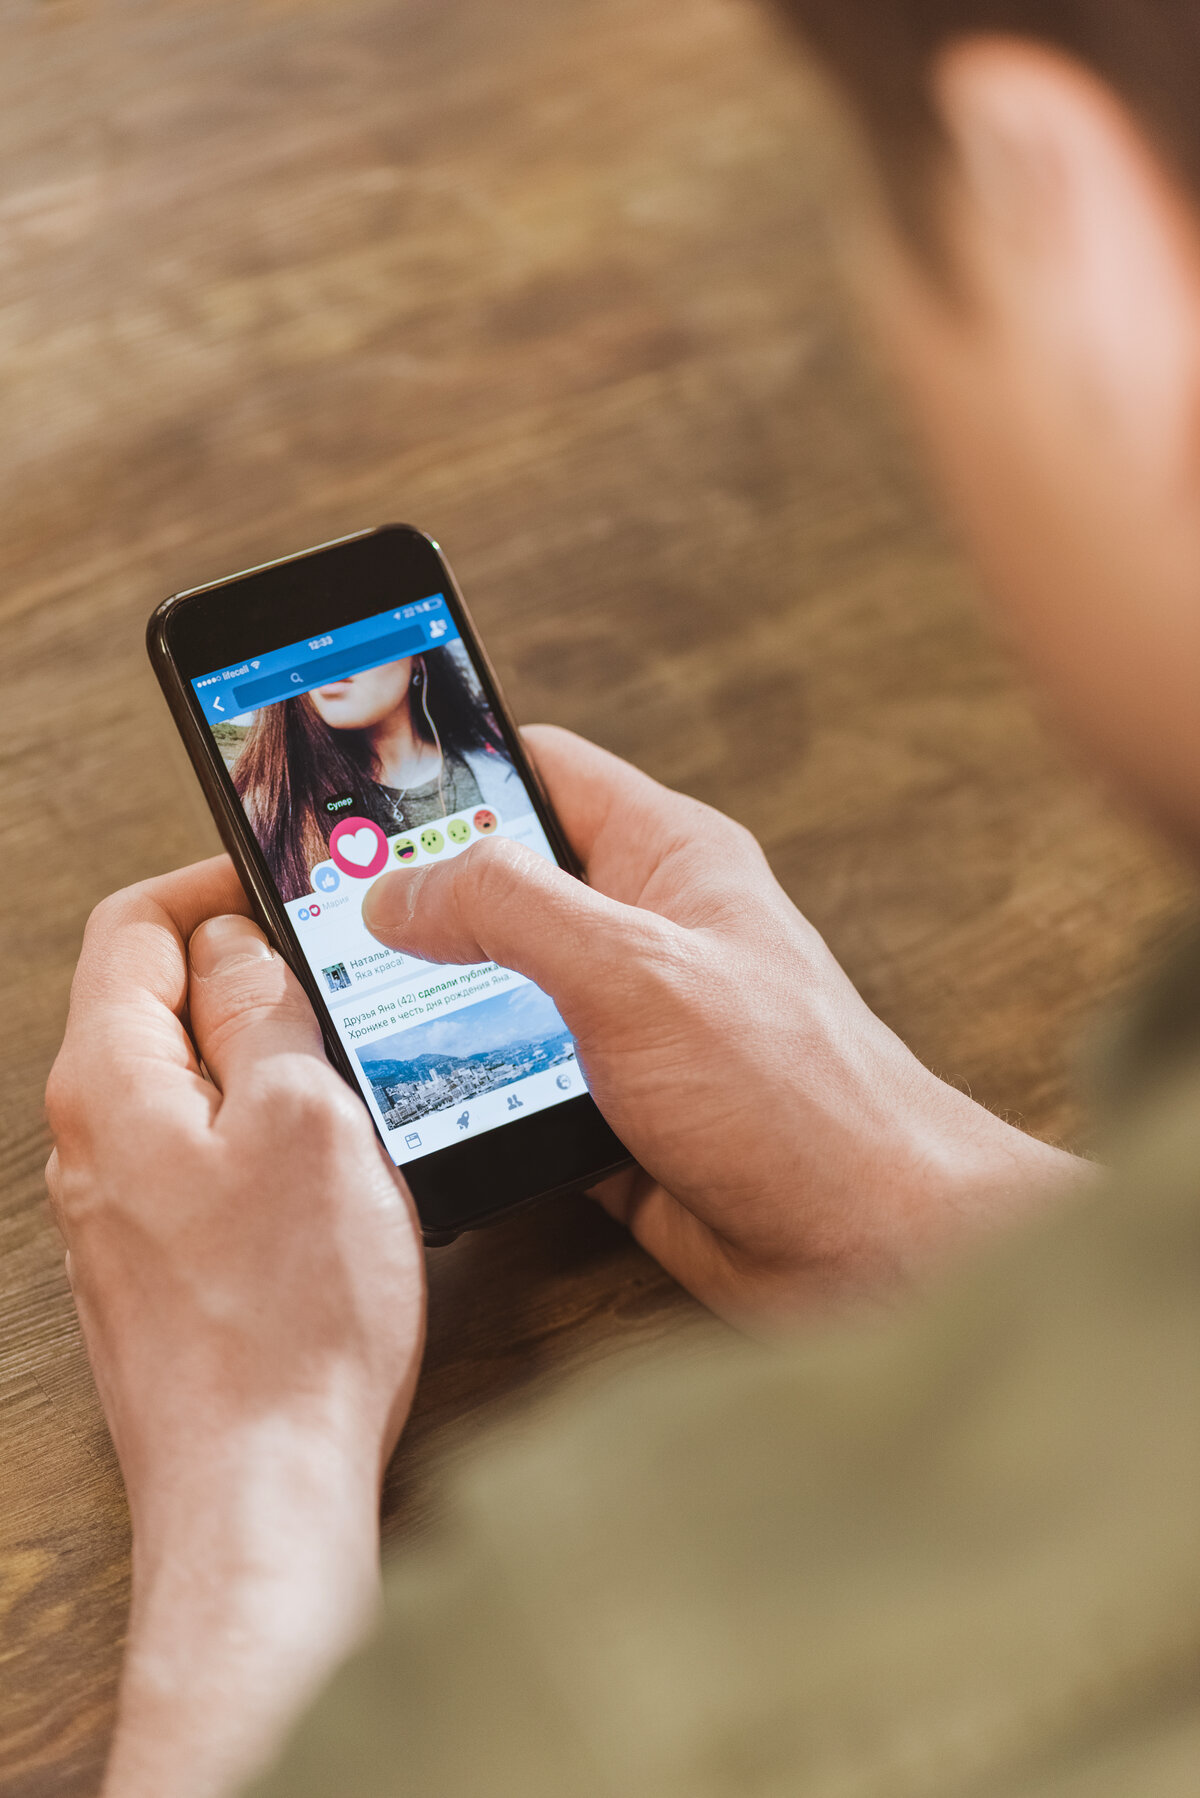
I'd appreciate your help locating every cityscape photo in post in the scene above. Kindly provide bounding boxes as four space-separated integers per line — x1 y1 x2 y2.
191 594 582 1165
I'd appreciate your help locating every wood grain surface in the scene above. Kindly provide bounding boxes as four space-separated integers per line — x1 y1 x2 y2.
0 0 1188 1790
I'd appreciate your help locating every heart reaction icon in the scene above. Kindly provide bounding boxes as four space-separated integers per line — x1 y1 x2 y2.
328 816 389 878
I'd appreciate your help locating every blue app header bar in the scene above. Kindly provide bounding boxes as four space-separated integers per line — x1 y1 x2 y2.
191 594 459 722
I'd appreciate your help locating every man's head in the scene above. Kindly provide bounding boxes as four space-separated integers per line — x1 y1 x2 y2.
774 3 1200 848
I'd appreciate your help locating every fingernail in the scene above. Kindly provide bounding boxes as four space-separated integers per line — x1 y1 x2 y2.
189 914 274 977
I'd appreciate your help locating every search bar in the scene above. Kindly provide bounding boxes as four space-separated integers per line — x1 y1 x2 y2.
232 626 425 711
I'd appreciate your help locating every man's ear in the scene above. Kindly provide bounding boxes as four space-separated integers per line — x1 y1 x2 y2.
867 36 1200 846
931 35 1200 491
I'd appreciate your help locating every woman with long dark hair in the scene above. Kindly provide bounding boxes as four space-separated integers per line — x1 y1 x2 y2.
232 646 516 900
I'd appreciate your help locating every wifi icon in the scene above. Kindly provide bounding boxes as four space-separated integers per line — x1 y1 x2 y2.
250 660 261 669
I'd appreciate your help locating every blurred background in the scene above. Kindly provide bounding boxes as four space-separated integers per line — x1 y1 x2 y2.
0 0 1186 1790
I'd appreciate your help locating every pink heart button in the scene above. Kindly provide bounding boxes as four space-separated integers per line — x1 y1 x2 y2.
328 816 389 878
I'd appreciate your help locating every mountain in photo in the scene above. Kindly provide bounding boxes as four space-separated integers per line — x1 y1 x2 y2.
356 982 576 1129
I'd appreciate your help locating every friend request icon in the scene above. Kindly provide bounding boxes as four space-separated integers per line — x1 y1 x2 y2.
506 1093 524 1111
328 815 389 878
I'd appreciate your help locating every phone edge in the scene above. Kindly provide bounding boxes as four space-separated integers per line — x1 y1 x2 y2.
146 523 631 1241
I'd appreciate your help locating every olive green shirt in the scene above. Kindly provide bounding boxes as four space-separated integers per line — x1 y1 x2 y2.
248 933 1200 1797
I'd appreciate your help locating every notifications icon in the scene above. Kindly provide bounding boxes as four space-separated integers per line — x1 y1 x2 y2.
329 815 388 878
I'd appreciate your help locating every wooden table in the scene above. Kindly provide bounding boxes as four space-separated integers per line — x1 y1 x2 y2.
0 0 1186 1789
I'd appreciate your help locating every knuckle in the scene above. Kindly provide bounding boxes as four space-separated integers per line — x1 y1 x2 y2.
242 1052 356 1130
82 881 149 944
636 916 703 990
723 812 765 859
602 912 701 1015
43 1052 80 1142
464 832 533 893
203 956 297 1019
687 796 762 860
43 1142 98 1235
458 835 540 920
198 968 316 1052
198 1003 261 1069
43 1149 62 1216
239 1059 373 1166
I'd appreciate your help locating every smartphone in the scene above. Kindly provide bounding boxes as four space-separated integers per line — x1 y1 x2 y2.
148 523 631 1241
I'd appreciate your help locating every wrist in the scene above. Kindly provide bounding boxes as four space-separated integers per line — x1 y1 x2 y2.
780 975 1087 1293
881 1049 1088 1273
105 1415 383 1798
130 1408 382 1587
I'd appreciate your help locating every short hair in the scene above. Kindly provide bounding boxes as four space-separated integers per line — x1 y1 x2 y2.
771 3 1200 249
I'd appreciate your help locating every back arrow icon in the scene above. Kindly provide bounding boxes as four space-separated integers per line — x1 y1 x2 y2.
212 696 224 712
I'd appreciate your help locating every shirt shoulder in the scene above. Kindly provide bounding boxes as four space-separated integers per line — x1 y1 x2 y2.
246 931 1200 1798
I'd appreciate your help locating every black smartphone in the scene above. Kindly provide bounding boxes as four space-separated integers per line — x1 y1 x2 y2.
148 523 631 1241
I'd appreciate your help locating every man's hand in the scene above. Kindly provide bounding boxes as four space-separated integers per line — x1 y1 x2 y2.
46 858 426 1798
364 726 1083 1325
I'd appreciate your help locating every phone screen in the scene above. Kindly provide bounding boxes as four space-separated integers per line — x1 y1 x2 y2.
190 591 583 1167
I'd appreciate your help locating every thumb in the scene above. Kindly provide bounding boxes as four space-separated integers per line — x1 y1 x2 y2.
188 914 326 1093
361 837 678 1039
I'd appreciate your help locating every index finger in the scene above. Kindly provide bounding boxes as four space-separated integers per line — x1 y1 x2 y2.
69 855 252 1024
520 724 662 868
54 857 252 1117
521 724 770 917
